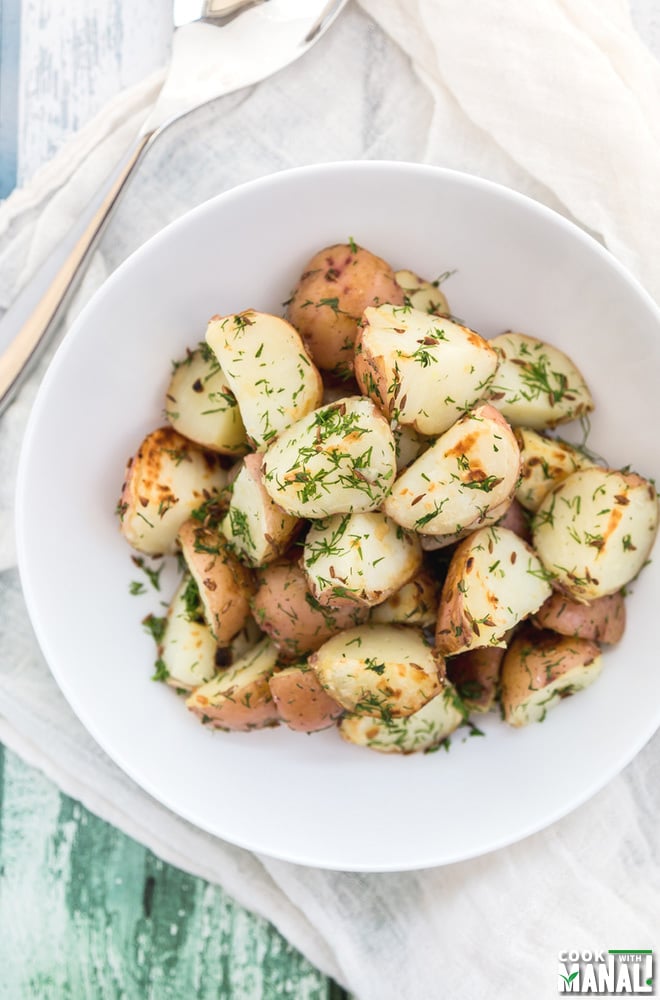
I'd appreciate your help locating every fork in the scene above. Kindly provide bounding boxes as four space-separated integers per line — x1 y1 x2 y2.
0 0 347 413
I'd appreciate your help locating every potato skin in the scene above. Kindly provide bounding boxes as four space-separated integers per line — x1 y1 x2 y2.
186 639 279 731
532 591 625 644
286 243 405 376
446 645 507 713
251 559 368 661
500 628 602 726
269 665 343 732
178 519 254 645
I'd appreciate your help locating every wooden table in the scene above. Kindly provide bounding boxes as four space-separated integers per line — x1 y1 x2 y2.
0 744 346 998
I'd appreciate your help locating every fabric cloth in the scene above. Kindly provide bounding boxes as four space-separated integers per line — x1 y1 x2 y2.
1 3 660 998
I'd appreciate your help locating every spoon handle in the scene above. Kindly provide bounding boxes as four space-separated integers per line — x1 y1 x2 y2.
0 129 156 415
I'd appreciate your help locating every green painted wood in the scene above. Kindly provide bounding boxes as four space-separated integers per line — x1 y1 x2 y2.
0 743 348 1000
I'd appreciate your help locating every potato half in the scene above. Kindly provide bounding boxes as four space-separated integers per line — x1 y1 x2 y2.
205 310 323 449
394 269 450 317
186 638 280 731
117 427 226 556
532 590 626 644
269 664 344 732
515 428 591 511
286 242 405 376
370 570 439 626
261 396 397 518
160 575 220 691
488 332 594 429
303 512 422 609
221 452 299 566
251 559 369 661
178 519 253 644
532 467 658 600
355 303 498 435
309 624 444 719
383 404 520 537
435 526 553 655
500 629 603 726
165 345 247 454
339 682 465 754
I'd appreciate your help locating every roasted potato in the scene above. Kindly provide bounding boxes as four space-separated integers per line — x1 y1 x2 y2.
355 303 498 435
205 310 323 448
251 559 368 661
515 428 591 511
495 497 532 542
435 526 553 655
394 269 450 317
178 519 253 644
339 681 464 753
500 628 603 726
383 404 520 537
532 467 658 600
261 396 396 518
186 638 280 731
117 427 226 556
221 452 299 566
302 511 422 609
392 422 428 473
446 644 507 713
286 242 405 375
488 332 594 429
159 575 220 691
532 590 626 643
309 624 444 719
370 570 439 626
269 664 343 732
165 345 247 454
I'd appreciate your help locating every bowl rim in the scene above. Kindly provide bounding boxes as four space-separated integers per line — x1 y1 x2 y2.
15 160 660 871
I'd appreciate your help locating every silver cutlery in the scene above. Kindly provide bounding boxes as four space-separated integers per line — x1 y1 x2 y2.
0 0 348 413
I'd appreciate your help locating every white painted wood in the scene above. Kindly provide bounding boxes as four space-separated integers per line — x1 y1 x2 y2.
16 0 172 185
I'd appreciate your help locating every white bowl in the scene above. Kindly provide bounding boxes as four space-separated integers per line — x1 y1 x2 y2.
16 162 660 872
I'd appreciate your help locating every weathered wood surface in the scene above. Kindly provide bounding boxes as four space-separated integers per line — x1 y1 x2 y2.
0 745 347 1000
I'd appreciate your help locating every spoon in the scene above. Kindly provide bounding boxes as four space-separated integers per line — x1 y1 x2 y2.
0 0 348 414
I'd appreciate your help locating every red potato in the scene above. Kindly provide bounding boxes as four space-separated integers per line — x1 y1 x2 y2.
251 559 368 661
310 624 444 720
495 497 532 542
286 243 405 376
117 426 226 556
435 526 552 656
500 629 603 727
178 519 254 645
269 664 344 732
186 638 280 731
446 645 507 713
532 591 626 644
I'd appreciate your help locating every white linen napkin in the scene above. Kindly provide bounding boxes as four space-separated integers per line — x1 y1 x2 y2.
2 3 660 997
